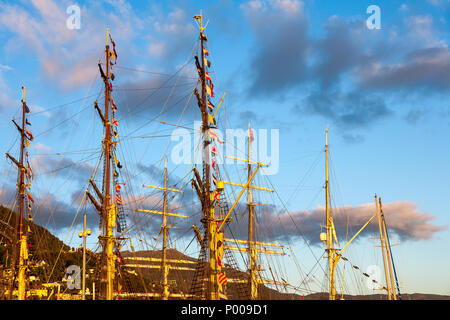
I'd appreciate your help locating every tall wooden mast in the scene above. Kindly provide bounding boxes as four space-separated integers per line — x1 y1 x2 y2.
6 87 30 300
193 12 219 300
325 129 338 300
85 29 123 300
247 123 257 299
379 197 397 300
375 194 391 300
379 197 401 299
220 138 285 299
86 29 116 300
136 157 186 300
103 28 117 301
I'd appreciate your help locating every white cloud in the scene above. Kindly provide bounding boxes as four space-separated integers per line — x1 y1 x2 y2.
0 0 144 90
30 142 52 153
0 64 13 71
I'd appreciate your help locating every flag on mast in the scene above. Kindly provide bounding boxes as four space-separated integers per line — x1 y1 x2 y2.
249 127 254 144
207 100 215 112
109 34 117 64
27 193 34 204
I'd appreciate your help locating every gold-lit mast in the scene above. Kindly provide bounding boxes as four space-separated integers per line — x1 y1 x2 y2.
135 157 187 299
192 11 220 300
85 29 118 300
5 87 30 300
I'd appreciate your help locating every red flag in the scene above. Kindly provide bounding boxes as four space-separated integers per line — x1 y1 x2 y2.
25 129 33 141
209 130 222 143
207 100 215 112
205 71 211 82
218 272 227 285
249 128 254 143
109 34 117 64
111 97 117 112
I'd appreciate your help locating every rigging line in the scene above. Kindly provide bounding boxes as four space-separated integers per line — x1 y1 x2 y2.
285 150 323 207
132 133 194 139
32 147 102 157
29 93 100 116
118 88 195 138
114 82 198 91
135 77 197 169
158 121 197 131
34 153 101 176
6 133 19 155
117 41 199 149
113 65 198 79
47 152 103 282
34 104 91 138
119 58 195 122
261 172 327 276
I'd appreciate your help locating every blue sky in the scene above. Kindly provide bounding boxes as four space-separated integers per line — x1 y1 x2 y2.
0 0 449 296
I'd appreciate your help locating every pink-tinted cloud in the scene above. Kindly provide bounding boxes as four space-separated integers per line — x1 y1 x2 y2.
230 200 447 245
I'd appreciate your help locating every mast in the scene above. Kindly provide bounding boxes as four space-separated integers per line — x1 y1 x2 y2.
380 198 402 299
325 129 337 300
17 87 27 301
6 87 29 300
103 28 116 301
193 12 218 300
247 123 257 299
162 157 169 300
136 158 186 300
379 197 397 300
78 212 91 300
220 146 284 298
375 194 391 300
87 29 117 300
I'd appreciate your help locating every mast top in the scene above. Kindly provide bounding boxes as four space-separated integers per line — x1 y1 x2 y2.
22 86 25 103
325 128 328 147
194 10 208 32
106 28 109 46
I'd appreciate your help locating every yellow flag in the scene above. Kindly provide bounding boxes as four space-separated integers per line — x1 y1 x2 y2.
208 113 216 126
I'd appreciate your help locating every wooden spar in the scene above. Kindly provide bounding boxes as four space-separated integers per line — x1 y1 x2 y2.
380 198 402 299
325 128 338 300
375 194 391 300
193 12 218 300
247 122 257 299
137 157 185 300
78 213 91 300
103 28 116 301
6 87 29 300
379 197 397 300
17 87 27 300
